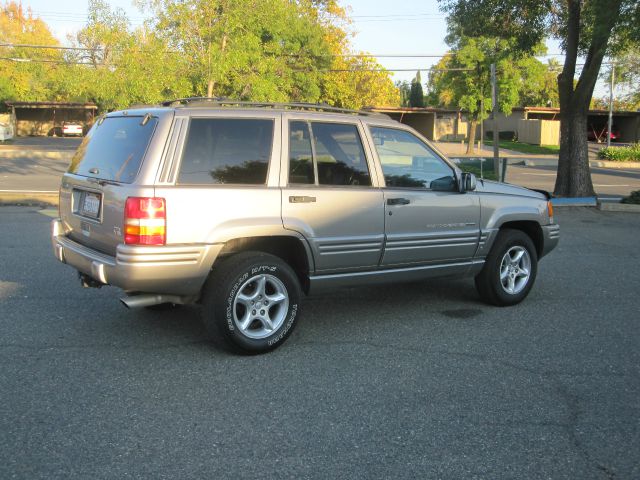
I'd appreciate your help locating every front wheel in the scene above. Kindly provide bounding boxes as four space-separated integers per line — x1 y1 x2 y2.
475 229 538 306
201 252 302 354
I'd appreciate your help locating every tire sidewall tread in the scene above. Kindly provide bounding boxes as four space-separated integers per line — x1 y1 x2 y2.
476 228 538 307
202 252 301 354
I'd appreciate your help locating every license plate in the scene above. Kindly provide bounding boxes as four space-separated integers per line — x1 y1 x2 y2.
80 191 101 218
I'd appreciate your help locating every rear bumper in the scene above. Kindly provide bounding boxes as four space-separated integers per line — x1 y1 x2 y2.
541 223 560 258
51 219 223 295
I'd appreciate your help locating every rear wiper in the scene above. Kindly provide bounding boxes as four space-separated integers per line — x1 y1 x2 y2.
98 179 120 187
86 176 120 187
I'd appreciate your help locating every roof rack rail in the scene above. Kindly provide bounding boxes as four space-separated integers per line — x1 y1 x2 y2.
160 97 388 117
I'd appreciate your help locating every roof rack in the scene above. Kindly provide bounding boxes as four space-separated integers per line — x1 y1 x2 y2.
160 97 388 117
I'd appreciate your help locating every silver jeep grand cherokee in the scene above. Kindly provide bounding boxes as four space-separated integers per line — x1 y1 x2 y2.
51 99 559 354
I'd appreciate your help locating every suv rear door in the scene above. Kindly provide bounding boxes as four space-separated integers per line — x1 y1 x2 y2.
281 116 384 273
58 112 171 256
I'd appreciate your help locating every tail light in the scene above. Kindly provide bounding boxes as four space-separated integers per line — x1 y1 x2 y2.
124 197 166 245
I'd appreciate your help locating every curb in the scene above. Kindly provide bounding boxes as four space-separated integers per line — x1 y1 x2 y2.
0 150 74 160
599 202 640 213
0 191 58 206
522 158 640 169
550 197 598 207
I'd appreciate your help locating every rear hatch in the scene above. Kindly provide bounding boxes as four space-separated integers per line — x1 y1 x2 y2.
58 114 161 256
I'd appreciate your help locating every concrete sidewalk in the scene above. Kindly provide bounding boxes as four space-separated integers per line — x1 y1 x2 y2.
432 141 640 169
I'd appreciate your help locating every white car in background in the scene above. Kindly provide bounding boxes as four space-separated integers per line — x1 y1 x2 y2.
62 122 83 137
0 122 13 141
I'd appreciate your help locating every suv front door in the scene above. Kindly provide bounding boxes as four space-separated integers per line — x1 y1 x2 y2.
368 126 480 267
282 118 384 273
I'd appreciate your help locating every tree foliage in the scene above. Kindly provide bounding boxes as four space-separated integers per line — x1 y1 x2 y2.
0 2 62 101
408 71 425 107
597 47 640 110
427 36 537 153
439 0 640 197
65 0 191 111
318 3 399 109
0 0 399 111
140 0 330 101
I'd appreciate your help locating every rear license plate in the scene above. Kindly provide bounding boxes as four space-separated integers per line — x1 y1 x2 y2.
80 191 101 218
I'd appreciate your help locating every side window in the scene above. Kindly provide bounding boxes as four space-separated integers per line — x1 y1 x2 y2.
370 127 455 190
287 121 372 187
177 118 274 185
312 123 371 186
289 121 314 184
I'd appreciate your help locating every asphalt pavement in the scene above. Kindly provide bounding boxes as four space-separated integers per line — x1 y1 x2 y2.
0 206 638 479
506 163 640 199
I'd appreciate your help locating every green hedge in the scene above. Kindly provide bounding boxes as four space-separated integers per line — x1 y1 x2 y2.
622 190 640 205
597 143 640 161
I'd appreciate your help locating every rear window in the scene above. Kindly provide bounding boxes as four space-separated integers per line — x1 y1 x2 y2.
67 116 158 184
177 118 274 185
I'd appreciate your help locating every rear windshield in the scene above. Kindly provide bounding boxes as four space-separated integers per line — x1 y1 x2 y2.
67 116 158 183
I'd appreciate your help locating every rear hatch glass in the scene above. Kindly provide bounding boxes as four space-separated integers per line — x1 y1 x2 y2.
68 115 158 183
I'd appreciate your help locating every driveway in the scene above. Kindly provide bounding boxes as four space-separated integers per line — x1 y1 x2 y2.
0 206 638 479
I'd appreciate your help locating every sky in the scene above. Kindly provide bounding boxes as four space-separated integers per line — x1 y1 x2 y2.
15 0 608 97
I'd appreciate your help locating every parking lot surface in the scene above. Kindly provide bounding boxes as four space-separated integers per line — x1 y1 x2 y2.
0 206 638 479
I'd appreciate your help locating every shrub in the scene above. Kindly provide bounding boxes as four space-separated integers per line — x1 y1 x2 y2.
485 131 516 141
621 190 640 205
598 143 640 161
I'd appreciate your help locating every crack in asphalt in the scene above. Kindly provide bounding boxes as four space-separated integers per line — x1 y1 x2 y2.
296 339 625 478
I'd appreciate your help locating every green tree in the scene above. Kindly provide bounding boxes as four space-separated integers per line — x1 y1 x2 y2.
321 54 400 109
67 0 190 110
409 71 425 107
439 0 640 197
427 37 523 153
518 57 561 108
140 0 332 102
396 80 411 107
0 2 62 102
318 3 399 109
600 47 640 110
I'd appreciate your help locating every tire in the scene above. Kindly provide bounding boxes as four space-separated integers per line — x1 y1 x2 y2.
201 252 302 354
475 228 538 307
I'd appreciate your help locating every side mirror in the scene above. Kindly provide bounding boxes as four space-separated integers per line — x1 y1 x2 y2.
460 172 477 192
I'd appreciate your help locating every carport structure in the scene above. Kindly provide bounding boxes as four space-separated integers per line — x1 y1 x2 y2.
489 106 640 144
371 107 471 141
4 101 97 137
585 109 640 143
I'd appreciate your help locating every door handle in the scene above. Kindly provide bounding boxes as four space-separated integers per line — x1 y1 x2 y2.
289 195 316 203
387 197 410 206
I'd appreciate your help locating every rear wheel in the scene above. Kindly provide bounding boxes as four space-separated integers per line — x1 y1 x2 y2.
475 229 538 306
202 252 302 354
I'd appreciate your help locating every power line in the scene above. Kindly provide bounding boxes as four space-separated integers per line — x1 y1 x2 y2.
0 43 94 51
0 56 93 65
0 44 566 59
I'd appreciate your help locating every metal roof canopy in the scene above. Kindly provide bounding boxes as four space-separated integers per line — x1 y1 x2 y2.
4 101 97 110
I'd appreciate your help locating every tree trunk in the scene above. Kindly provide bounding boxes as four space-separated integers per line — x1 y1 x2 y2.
555 110 594 196
554 0 622 197
466 119 477 154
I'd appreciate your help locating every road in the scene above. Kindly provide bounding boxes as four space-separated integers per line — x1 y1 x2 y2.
506 163 640 199
2 138 639 198
1 206 639 479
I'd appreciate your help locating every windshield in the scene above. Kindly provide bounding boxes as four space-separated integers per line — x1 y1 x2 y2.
67 116 158 183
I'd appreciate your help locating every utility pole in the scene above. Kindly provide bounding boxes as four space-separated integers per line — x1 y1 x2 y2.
480 97 484 152
491 63 500 180
607 64 615 148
